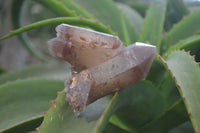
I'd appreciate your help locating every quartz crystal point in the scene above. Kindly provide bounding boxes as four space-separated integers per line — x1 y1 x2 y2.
47 24 157 112
48 24 123 71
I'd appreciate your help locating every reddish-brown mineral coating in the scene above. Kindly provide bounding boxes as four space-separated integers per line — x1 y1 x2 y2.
47 24 157 112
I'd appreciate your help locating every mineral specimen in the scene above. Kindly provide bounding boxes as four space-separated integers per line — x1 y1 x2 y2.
47 24 157 112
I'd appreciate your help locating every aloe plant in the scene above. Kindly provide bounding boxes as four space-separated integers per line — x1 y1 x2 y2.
0 0 200 133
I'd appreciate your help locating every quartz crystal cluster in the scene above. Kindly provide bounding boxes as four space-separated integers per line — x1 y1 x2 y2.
47 24 157 111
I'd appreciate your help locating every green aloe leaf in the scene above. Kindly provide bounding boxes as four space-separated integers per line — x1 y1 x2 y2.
108 80 165 132
129 2 149 17
163 34 200 62
0 17 113 41
164 0 189 31
169 121 195 133
103 123 130 133
0 63 69 85
38 91 111 133
158 68 180 108
147 55 180 108
139 99 189 133
11 0 48 61
2 117 43 133
161 9 200 54
120 14 131 45
139 0 167 49
0 68 6 75
35 0 76 17
166 50 200 133
55 0 92 18
117 2 143 33
73 0 138 43
0 78 64 132
146 55 167 88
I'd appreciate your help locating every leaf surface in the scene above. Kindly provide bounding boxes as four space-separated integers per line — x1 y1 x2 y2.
166 50 200 133
0 63 70 85
103 123 130 133
109 80 165 132
0 79 64 132
139 99 188 133
164 0 189 31
146 55 180 108
73 0 138 43
117 2 143 33
56 0 92 18
163 34 200 62
38 91 110 133
2 117 43 133
161 9 200 54
129 2 149 17
35 0 76 17
169 121 195 133
11 0 48 61
139 0 167 49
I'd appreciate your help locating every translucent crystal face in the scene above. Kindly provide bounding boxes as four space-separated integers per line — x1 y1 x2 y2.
47 24 157 112
56 24 122 49
48 24 123 71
